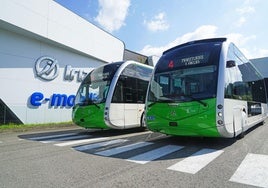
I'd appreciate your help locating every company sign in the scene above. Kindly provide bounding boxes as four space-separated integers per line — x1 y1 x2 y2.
35 56 59 81
30 92 75 107
35 56 89 82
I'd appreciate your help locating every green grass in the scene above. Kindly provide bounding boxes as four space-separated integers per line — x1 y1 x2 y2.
0 122 75 133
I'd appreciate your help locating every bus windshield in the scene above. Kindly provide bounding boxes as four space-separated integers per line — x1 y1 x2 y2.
148 41 221 103
75 62 122 106
149 65 217 103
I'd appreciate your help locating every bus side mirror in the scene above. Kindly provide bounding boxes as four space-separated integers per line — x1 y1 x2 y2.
226 60 236 68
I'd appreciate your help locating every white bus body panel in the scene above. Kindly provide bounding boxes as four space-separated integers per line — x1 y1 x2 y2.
216 42 234 138
108 103 145 129
124 104 138 126
104 60 152 129
223 99 246 136
222 99 267 138
108 104 125 127
216 41 267 138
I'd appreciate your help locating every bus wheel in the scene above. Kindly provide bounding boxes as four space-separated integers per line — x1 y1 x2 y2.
238 129 245 139
140 112 146 130
238 110 246 139
259 121 265 126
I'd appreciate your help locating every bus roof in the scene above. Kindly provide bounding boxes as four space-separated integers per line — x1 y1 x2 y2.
163 38 227 55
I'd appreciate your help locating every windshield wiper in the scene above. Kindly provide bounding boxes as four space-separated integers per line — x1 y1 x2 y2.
79 99 101 108
91 102 100 109
148 95 207 107
147 98 174 107
184 95 207 107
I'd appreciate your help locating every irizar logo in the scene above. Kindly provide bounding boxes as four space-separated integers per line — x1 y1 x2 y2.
35 56 59 81
35 56 89 82
64 65 88 82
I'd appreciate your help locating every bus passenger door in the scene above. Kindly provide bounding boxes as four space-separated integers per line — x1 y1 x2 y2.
109 76 139 128
122 76 140 128
124 103 138 128
109 103 125 128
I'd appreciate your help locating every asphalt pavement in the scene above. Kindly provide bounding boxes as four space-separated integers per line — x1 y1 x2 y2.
1 123 268 188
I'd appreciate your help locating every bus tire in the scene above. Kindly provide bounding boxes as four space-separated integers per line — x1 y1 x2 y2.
259 121 265 126
140 112 146 130
238 130 245 139
238 110 246 139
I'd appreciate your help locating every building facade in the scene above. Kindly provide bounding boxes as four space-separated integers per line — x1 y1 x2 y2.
0 0 124 124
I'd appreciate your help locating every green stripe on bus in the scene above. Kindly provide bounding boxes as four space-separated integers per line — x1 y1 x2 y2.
72 103 109 129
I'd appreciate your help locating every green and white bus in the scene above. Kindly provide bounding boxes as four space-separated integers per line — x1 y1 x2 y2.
145 38 267 138
72 61 153 129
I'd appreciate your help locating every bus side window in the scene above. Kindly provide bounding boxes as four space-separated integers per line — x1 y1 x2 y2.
112 81 124 103
137 79 148 103
123 77 138 103
225 84 233 98
125 86 133 102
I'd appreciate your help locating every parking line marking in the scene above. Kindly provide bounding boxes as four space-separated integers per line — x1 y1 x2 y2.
55 131 151 147
229 153 268 187
95 141 153 156
75 139 128 151
41 135 90 143
54 137 110 147
127 145 184 164
29 133 78 141
167 148 224 174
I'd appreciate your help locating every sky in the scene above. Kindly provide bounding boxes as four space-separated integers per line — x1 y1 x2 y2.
55 0 268 59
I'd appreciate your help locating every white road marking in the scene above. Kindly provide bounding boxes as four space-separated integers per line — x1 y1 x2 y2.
95 141 153 156
29 133 78 141
167 148 224 174
54 137 110 147
28 130 151 147
75 139 128 151
55 131 151 147
127 145 184 164
41 135 90 143
229 153 268 188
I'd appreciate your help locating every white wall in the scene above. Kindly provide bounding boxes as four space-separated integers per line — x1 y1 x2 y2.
0 0 125 124
0 0 124 63
0 29 102 123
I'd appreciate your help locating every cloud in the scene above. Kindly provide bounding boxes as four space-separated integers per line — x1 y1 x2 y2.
241 47 268 59
236 17 246 27
140 25 218 56
222 33 268 59
235 5 255 27
139 25 268 59
236 6 255 15
258 49 268 58
224 33 256 47
223 33 268 59
144 12 169 32
94 0 130 33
